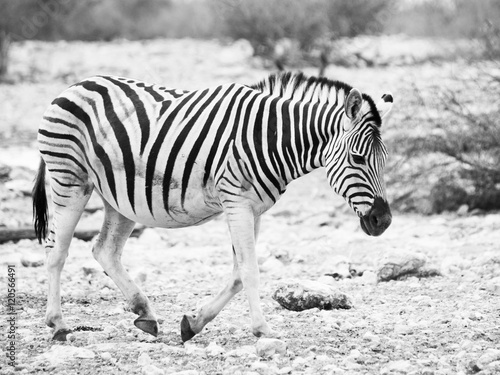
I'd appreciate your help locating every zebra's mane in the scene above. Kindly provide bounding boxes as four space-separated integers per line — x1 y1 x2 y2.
251 72 381 126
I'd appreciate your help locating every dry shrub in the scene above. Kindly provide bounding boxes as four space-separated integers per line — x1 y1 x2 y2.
391 62 500 214
213 0 393 59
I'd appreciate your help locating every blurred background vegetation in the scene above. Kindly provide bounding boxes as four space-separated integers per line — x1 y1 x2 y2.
0 0 499 214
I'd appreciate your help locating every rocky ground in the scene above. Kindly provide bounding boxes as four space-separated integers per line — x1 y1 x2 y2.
1 161 500 374
0 38 499 374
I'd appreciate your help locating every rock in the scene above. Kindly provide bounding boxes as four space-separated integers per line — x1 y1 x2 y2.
116 319 132 331
0 164 12 180
106 306 125 316
441 256 471 276
255 338 287 358
251 361 279 374
321 364 345 374
100 352 112 360
184 343 206 357
36 345 95 365
272 279 353 311
359 270 378 285
377 251 427 281
170 371 200 375
137 352 152 366
362 331 380 343
380 360 415 374
226 345 257 358
457 204 469 216
142 364 164 375
346 348 361 362
292 356 309 368
20 253 44 268
82 264 101 277
260 257 285 274
277 366 293 374
394 324 413 335
205 341 225 356
484 277 500 295
477 349 500 369
326 256 351 280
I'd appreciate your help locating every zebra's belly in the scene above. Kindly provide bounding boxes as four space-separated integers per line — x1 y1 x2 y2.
98 177 224 229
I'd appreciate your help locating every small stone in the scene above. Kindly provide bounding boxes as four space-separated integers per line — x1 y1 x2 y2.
363 331 379 343
103 325 119 338
142 364 164 375
260 257 285 274
339 321 354 331
100 352 112 360
324 257 351 279
477 349 500 369
184 343 206 357
226 345 256 358
170 370 200 375
272 279 353 311
346 348 361 362
485 277 500 295
20 253 44 268
205 341 225 356
381 360 415 374
277 366 293 374
394 324 413 335
292 356 309 368
106 306 125 316
255 338 287 358
377 250 427 281
359 270 378 285
251 361 279 374
36 345 96 365
322 364 345 374
457 204 469 216
138 352 152 366
82 263 101 277
116 319 133 331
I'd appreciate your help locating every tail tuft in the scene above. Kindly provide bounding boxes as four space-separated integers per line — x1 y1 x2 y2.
32 158 48 244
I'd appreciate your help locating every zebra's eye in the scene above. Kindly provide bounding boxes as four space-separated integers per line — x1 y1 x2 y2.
352 154 366 165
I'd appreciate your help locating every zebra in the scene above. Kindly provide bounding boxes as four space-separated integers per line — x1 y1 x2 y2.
32 72 393 342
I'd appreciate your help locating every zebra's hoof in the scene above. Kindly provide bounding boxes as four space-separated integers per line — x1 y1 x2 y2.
180 315 196 342
52 328 72 341
134 318 159 337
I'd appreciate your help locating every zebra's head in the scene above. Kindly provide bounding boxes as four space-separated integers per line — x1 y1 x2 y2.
324 88 393 236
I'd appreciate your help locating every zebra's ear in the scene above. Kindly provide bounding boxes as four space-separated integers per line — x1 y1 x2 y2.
345 88 363 121
377 92 393 120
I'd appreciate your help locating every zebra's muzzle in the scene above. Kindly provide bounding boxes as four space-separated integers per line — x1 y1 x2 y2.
360 197 392 236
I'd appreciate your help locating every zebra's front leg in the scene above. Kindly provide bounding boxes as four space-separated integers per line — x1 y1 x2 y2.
180 249 243 341
92 201 159 337
227 208 271 337
180 216 262 341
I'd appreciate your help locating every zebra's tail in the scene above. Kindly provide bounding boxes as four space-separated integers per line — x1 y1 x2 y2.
32 158 48 244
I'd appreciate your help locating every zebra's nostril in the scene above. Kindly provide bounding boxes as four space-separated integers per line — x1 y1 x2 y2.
371 213 379 227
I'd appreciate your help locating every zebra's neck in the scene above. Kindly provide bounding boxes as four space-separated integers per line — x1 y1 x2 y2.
255 93 340 186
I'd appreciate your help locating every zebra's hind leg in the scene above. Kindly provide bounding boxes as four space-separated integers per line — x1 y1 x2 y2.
45 182 93 341
181 248 243 342
92 200 159 337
